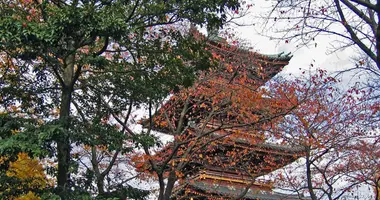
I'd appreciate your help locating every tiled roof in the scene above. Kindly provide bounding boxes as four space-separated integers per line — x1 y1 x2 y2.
262 52 293 61
185 181 309 200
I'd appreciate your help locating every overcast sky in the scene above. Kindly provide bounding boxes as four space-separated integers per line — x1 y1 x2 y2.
223 0 357 81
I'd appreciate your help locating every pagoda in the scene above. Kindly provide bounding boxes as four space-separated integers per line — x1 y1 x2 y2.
143 29 308 200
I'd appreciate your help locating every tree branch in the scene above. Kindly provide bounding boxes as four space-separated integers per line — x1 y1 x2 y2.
334 0 377 63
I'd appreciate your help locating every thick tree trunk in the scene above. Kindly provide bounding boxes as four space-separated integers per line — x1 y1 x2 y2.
57 87 72 199
163 170 177 200
57 54 75 199
97 175 105 195
157 174 166 200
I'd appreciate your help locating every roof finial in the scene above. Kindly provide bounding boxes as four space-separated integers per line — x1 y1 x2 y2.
207 26 224 43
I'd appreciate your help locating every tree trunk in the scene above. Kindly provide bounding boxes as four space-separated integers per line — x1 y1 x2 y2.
57 87 72 199
163 170 177 200
305 147 318 200
157 174 166 200
57 54 75 199
375 178 379 200
97 175 105 195
91 146 105 195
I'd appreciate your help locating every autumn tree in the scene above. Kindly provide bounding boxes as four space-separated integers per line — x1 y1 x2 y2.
268 69 380 200
257 0 380 197
0 113 55 199
344 131 380 200
0 0 243 198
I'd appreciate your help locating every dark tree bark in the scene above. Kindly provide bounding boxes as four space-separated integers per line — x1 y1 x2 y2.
305 147 318 200
57 54 77 199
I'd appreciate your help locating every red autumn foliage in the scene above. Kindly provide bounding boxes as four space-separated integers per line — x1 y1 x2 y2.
268 69 379 200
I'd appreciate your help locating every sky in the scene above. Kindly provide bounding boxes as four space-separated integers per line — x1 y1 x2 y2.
223 0 357 80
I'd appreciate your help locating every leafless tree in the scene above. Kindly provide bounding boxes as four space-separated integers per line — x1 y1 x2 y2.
260 0 380 77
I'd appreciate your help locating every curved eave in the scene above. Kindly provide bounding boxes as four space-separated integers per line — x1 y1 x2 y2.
260 52 293 61
207 39 292 63
175 179 307 200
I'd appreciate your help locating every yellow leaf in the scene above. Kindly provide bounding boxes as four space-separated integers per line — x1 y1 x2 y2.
6 153 48 189
15 191 40 200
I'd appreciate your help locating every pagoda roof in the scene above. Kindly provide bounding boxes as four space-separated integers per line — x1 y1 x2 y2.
142 128 304 177
205 39 291 80
191 27 292 81
188 181 305 200
141 30 294 135
174 175 309 200
154 127 304 159
261 52 293 61
205 32 292 62
143 95 292 135
189 125 304 156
